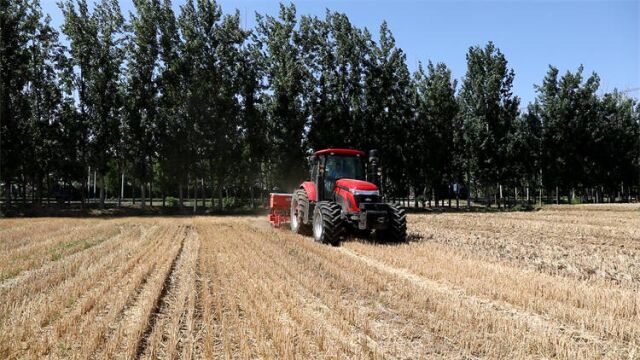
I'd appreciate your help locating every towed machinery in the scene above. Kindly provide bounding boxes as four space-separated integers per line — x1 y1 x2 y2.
268 148 407 245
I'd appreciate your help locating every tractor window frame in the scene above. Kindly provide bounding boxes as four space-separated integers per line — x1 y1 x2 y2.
310 156 319 182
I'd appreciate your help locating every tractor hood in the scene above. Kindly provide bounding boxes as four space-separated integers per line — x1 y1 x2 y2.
335 179 378 192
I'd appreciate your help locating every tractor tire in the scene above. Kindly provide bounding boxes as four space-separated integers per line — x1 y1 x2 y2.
312 201 345 246
376 204 407 243
291 189 311 235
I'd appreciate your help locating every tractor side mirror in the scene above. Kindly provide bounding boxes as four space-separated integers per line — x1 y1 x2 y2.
368 149 379 163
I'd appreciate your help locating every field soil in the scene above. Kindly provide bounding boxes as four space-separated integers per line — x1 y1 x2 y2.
0 204 638 359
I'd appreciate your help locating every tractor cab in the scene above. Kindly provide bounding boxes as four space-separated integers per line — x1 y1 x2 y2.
309 149 369 201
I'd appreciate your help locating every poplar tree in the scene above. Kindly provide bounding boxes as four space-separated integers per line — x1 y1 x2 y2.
0 0 37 204
413 61 459 203
362 22 413 196
60 0 125 206
459 42 520 204
23 2 64 204
156 0 186 205
125 0 160 207
255 3 309 191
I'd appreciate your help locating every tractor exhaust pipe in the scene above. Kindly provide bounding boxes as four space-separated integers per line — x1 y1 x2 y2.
368 149 380 186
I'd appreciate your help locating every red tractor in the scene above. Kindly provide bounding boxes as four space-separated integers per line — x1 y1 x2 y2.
268 148 407 245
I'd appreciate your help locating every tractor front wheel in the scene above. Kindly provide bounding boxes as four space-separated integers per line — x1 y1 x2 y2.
376 204 407 243
312 201 344 246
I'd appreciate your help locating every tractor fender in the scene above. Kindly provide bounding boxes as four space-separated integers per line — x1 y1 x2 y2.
301 181 317 202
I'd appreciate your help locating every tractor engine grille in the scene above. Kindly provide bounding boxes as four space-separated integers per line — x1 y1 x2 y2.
354 194 381 207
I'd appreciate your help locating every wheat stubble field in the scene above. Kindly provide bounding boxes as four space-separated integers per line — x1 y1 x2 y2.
0 205 639 359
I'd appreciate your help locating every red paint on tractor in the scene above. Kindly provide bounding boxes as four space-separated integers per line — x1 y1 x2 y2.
301 181 317 201
334 186 359 212
335 179 378 191
313 148 366 157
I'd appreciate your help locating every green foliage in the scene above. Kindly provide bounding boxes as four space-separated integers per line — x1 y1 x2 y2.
510 203 535 212
165 196 180 208
222 196 241 209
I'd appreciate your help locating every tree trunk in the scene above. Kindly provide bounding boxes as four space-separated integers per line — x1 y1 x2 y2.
193 177 197 213
210 177 215 209
99 174 105 208
92 170 96 204
141 184 146 209
149 182 153 207
487 189 491 208
466 181 472 209
46 173 50 205
179 182 184 208
201 179 206 208
118 173 123 207
217 180 223 211
5 180 12 207
80 179 85 209
21 178 26 206
432 188 436 208
67 181 71 207
555 186 559 205
34 176 40 205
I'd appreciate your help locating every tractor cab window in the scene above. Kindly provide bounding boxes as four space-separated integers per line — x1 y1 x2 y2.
324 155 365 195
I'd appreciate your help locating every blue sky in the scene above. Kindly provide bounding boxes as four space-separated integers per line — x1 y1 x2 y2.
41 0 639 106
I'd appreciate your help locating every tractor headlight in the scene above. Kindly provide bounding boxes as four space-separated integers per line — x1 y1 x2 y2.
351 189 380 196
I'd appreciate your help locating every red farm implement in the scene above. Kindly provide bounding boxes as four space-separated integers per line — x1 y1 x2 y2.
268 193 292 228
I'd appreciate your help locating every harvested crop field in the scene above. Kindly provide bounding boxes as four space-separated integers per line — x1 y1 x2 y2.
1 204 639 359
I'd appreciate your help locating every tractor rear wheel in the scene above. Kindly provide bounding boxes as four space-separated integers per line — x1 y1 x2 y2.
312 201 344 246
291 189 311 234
376 204 407 242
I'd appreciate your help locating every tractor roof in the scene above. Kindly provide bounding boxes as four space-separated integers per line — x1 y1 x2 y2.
313 148 366 157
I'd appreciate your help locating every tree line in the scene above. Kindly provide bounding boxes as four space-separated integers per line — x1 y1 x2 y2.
1 0 639 210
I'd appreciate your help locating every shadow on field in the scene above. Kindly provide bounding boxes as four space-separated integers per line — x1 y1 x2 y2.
343 231 424 246
401 203 539 214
